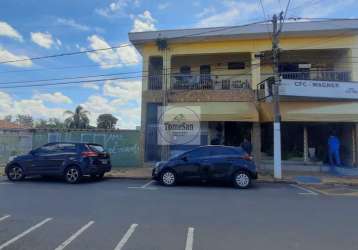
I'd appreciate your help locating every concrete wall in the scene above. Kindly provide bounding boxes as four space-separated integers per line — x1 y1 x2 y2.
0 129 140 168
0 130 32 165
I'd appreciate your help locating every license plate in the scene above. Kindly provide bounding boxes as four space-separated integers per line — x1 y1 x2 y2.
100 159 108 164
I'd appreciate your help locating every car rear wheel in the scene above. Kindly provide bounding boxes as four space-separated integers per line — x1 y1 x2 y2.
7 165 25 181
64 166 82 184
233 171 251 189
160 170 176 186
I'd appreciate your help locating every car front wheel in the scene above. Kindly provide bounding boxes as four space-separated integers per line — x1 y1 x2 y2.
64 166 82 184
160 170 176 186
7 165 25 181
233 171 251 189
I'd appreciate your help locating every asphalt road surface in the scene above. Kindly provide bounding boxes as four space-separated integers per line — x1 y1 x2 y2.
0 176 358 250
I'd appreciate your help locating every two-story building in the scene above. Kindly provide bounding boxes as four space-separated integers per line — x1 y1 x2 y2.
129 19 358 171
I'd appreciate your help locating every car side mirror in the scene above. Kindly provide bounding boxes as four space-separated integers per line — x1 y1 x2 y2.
30 149 37 155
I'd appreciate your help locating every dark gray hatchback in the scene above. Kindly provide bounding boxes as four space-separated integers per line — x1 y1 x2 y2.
152 145 258 189
5 142 111 184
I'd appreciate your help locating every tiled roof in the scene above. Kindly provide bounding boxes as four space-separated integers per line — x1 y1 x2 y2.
0 120 29 129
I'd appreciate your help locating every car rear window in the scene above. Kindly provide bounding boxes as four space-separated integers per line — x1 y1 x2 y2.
87 144 105 152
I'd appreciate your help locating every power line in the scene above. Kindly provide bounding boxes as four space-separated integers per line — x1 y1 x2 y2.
0 71 260 89
283 0 292 21
0 20 268 66
0 43 133 65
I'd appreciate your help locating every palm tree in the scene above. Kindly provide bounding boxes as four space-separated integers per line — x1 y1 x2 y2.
64 106 90 129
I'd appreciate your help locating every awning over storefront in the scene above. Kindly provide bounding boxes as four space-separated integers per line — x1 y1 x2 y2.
259 102 358 122
167 102 259 122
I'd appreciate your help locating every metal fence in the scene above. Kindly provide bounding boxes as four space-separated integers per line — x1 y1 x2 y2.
281 71 351 82
0 129 140 167
170 74 251 90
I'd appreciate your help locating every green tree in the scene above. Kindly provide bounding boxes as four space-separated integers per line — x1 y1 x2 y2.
4 115 12 122
97 114 118 129
64 106 90 129
34 118 66 129
15 114 34 128
34 119 48 129
48 118 66 129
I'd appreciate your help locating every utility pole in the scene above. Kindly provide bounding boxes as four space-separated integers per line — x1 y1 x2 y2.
272 12 284 179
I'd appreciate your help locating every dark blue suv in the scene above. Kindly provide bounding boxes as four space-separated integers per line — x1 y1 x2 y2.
152 145 257 188
5 142 112 184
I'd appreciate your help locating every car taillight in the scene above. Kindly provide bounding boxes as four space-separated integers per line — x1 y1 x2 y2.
81 151 98 157
243 154 253 161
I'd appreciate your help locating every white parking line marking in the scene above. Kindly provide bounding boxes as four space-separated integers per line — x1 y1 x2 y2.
141 180 155 188
128 180 157 190
114 223 138 250
54 221 94 250
0 217 52 250
0 182 13 185
185 227 195 250
290 184 319 195
0 215 10 223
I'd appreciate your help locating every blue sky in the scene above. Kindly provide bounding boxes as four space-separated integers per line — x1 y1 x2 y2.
0 0 357 128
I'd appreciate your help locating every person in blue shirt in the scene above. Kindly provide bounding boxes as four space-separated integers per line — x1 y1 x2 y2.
328 133 341 169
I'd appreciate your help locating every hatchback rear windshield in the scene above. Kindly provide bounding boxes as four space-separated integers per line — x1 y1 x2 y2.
87 144 105 152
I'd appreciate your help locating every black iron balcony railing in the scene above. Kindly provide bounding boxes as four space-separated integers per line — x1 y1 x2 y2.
148 75 163 90
281 71 351 82
170 74 251 90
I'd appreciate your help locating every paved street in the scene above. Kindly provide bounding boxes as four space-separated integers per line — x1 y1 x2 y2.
0 176 358 250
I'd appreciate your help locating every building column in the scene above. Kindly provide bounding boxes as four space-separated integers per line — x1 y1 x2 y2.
354 124 358 167
162 50 171 92
251 52 261 90
161 49 171 160
303 125 309 163
252 122 261 168
139 98 146 167
349 48 358 81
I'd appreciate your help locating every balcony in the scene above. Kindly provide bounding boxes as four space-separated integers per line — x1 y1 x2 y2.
257 71 354 101
171 74 251 90
281 71 351 82
148 75 163 90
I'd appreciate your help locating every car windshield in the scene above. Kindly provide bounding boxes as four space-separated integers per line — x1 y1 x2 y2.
87 144 105 152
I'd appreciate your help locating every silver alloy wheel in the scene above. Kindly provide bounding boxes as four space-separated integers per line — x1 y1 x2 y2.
8 166 23 181
235 173 250 188
66 168 79 183
162 171 175 185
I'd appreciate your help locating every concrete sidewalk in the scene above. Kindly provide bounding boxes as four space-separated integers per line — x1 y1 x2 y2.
2 166 358 186
107 167 358 186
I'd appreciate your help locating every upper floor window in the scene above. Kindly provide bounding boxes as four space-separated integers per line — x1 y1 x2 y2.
228 62 245 70
180 66 191 75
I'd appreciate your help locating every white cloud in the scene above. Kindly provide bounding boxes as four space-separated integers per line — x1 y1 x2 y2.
0 21 23 41
0 91 66 121
86 35 140 68
196 6 216 18
196 1 260 27
95 0 140 18
0 46 32 67
158 2 170 10
82 82 100 90
31 32 54 49
56 18 90 31
131 10 157 32
33 92 72 104
103 79 141 104
55 18 104 33
56 39 62 46
81 94 140 129
292 0 355 18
